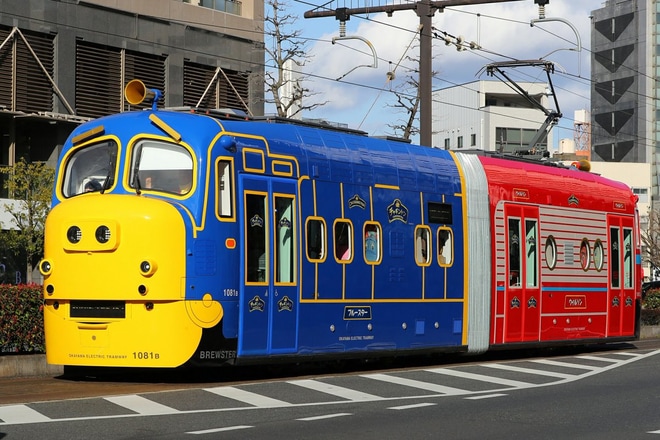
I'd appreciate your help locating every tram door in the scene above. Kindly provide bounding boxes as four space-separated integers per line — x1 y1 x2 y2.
503 205 541 343
606 215 636 337
238 175 298 356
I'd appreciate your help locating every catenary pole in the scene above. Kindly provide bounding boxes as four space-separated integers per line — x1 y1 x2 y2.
305 0 527 147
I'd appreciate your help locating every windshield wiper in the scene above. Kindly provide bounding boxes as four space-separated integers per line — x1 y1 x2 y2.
101 153 116 194
132 147 143 195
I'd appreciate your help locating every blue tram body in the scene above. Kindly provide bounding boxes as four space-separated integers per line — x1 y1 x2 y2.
40 84 639 368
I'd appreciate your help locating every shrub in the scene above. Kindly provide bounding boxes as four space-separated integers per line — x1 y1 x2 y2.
643 290 660 310
0 284 44 353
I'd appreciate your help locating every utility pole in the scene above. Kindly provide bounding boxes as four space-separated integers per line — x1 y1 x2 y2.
305 0 526 147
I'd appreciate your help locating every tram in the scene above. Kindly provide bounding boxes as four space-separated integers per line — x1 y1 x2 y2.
40 80 641 367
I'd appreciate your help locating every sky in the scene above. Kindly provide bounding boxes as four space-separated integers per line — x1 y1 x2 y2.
267 0 605 149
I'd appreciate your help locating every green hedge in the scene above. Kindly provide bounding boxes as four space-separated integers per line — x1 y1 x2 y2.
0 284 44 354
1 285 660 355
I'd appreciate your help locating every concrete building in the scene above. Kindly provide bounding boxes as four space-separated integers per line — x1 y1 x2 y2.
0 0 265 281
0 0 264 173
432 80 553 154
590 0 660 278
590 0 654 187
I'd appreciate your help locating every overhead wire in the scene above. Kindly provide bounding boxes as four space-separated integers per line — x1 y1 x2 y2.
10 0 658 151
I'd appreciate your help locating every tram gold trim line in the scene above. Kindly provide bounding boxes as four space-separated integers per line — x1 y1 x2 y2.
149 114 182 142
71 125 105 146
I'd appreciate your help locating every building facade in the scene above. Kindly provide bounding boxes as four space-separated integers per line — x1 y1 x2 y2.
0 0 265 282
431 80 553 154
590 0 653 183
0 0 264 179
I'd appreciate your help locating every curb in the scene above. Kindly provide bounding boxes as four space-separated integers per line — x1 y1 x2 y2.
0 354 63 379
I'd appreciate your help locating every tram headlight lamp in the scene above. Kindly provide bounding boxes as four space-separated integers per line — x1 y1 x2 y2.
140 260 157 277
39 260 53 276
67 226 82 244
95 225 111 244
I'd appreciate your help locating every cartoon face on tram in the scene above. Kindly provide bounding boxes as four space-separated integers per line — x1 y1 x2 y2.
40 83 641 368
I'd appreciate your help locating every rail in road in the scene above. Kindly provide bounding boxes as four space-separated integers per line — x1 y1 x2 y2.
1 348 659 430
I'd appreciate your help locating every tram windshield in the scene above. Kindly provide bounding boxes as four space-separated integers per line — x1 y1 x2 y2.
62 140 118 197
129 140 194 195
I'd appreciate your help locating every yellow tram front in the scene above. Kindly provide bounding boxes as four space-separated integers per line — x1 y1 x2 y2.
40 88 226 367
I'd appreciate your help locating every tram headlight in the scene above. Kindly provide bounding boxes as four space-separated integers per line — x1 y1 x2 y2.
139 260 157 277
67 226 82 244
39 259 53 276
95 225 111 244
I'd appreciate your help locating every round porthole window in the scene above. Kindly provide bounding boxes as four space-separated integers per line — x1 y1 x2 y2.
593 239 604 271
545 236 557 270
580 239 591 271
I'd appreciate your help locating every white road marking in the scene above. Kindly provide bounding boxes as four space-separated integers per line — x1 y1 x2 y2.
648 429 660 434
297 413 352 421
104 395 179 415
481 363 574 379
0 349 656 427
204 386 291 407
427 366 534 388
464 394 508 400
288 379 381 401
576 355 622 363
187 425 253 434
362 373 469 395
0 405 50 424
388 403 437 410
529 359 600 371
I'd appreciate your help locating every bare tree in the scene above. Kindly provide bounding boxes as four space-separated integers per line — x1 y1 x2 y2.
386 51 438 142
642 209 660 279
262 0 326 118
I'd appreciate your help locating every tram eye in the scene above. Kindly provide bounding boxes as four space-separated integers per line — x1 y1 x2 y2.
139 260 157 277
95 225 111 243
67 226 82 244
40 260 52 274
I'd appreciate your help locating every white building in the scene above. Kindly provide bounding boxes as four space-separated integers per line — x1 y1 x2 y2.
432 80 554 153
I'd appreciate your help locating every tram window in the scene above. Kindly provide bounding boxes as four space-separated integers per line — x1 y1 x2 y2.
62 140 118 197
594 239 604 271
415 227 431 266
610 227 620 288
246 193 267 283
580 239 591 272
275 196 295 284
217 159 233 218
437 228 453 266
545 236 557 270
623 228 633 289
364 223 381 263
525 220 538 287
130 140 193 195
334 220 352 262
306 218 326 261
508 218 521 287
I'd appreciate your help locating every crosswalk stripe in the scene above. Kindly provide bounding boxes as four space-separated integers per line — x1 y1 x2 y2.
529 359 600 371
187 425 253 434
576 355 623 363
0 405 50 424
104 395 179 415
481 363 574 379
288 379 381 401
427 367 534 388
615 352 643 358
204 386 290 407
362 373 469 395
